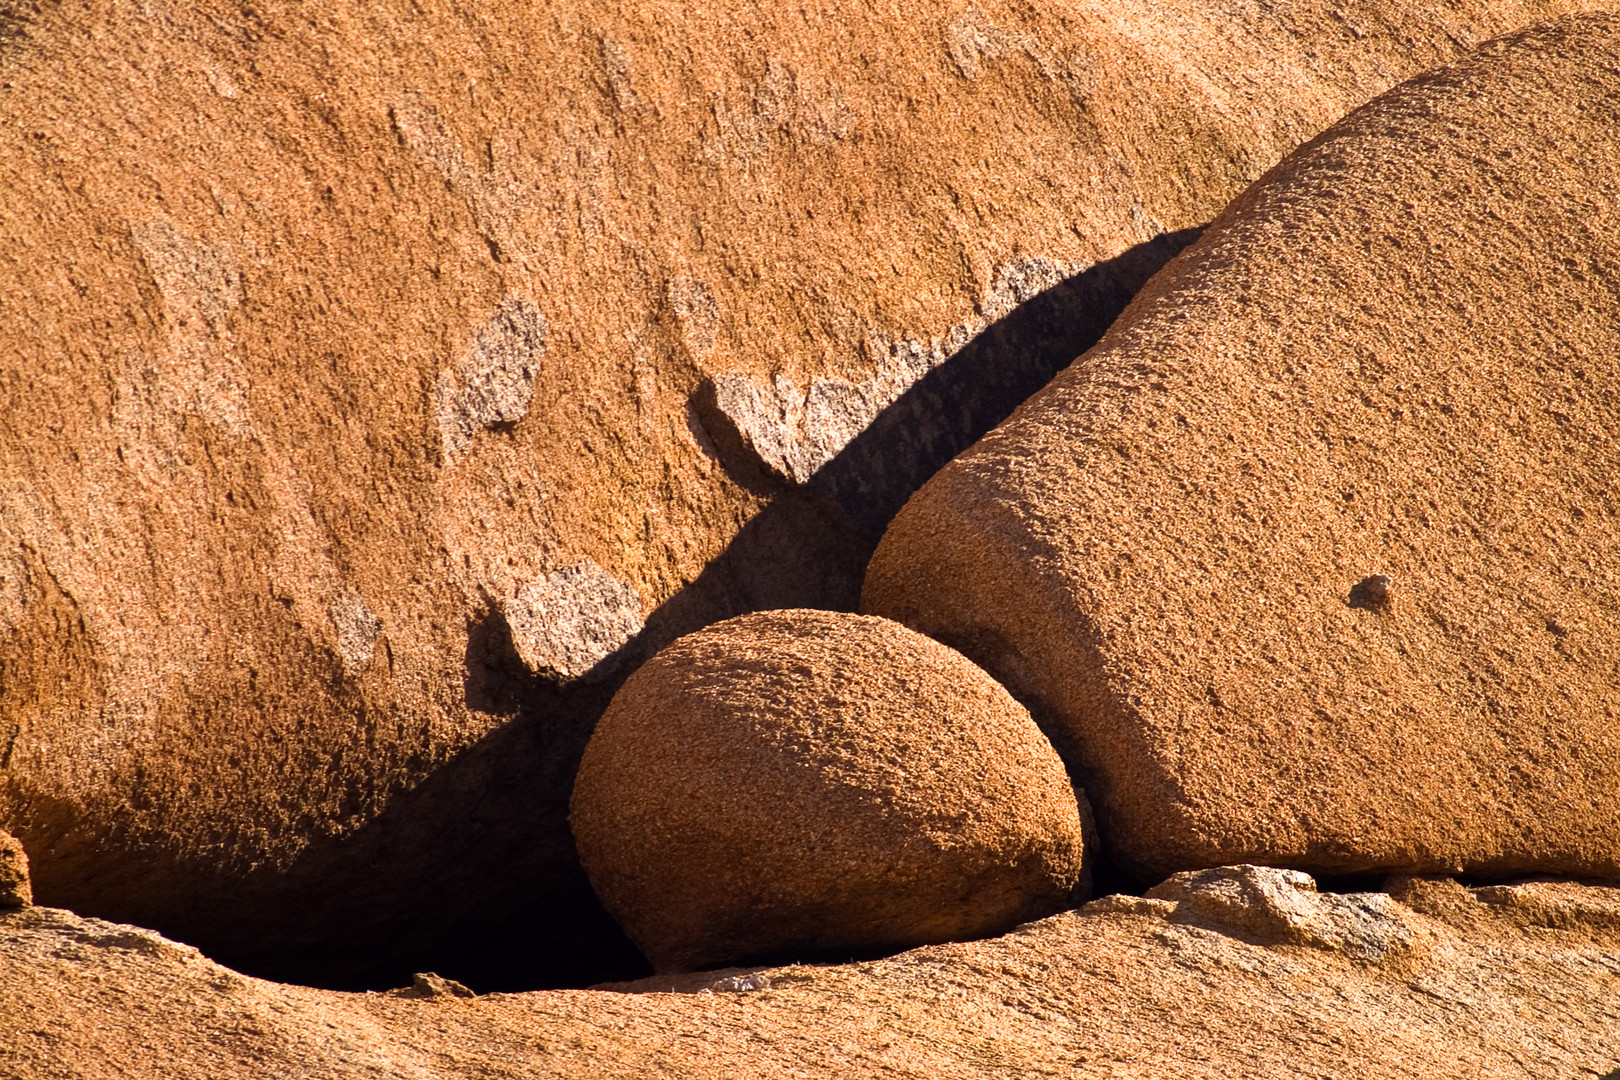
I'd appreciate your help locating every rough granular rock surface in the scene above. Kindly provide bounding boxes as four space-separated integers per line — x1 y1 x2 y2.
864 15 1620 883
0 830 30 908
2 0 1614 986
1144 864 1423 962
1473 879 1620 931
5 878 1620 1078
569 609 1086 973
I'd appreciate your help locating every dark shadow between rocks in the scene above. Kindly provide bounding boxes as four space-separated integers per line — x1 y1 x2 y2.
205 227 1204 993
808 226 1206 534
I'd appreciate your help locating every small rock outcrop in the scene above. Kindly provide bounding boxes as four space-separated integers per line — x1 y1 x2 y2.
863 15 1620 882
1144 865 1421 962
0 831 30 908
1472 879 1620 932
391 972 478 999
569 610 1087 973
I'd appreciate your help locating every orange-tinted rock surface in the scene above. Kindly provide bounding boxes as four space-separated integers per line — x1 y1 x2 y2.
864 14 1620 882
1 0 1610 986
570 610 1085 972
0 830 29 908
6 875 1620 1077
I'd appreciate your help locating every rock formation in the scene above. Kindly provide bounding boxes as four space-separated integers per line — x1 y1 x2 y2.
570 610 1086 972
0 830 29 908
6 872 1620 1077
863 14 1620 882
1141 864 1421 962
5 0 1594 988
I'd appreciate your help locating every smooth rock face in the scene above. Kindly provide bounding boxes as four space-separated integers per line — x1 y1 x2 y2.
0 831 30 908
1 0 1611 986
6 881 1620 1079
864 15 1620 882
569 610 1086 973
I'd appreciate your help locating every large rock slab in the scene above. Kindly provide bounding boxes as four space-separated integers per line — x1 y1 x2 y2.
5 876 1620 1077
1 0 1610 985
570 610 1086 972
863 14 1620 882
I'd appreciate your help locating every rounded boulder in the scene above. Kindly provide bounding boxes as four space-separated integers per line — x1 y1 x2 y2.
569 609 1087 973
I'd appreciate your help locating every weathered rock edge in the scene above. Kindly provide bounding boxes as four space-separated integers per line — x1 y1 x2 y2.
862 14 1620 881
5 872 1620 1078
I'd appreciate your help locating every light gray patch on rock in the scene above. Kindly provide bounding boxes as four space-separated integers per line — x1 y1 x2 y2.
1081 894 1178 919
499 562 645 682
705 57 795 162
790 75 854 146
437 296 548 456
599 35 640 111
131 220 253 437
708 372 818 483
1147 864 1420 962
703 257 1085 485
945 13 1022 79
390 95 529 264
669 276 719 359
945 10 1058 81
329 594 381 675
705 347 948 485
979 256 1074 320
702 972 772 994
0 548 28 636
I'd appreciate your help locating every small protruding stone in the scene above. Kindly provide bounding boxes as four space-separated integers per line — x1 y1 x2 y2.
397 972 476 998
1147 864 1419 962
1348 574 1394 613
704 972 772 994
499 562 645 682
0 829 33 908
